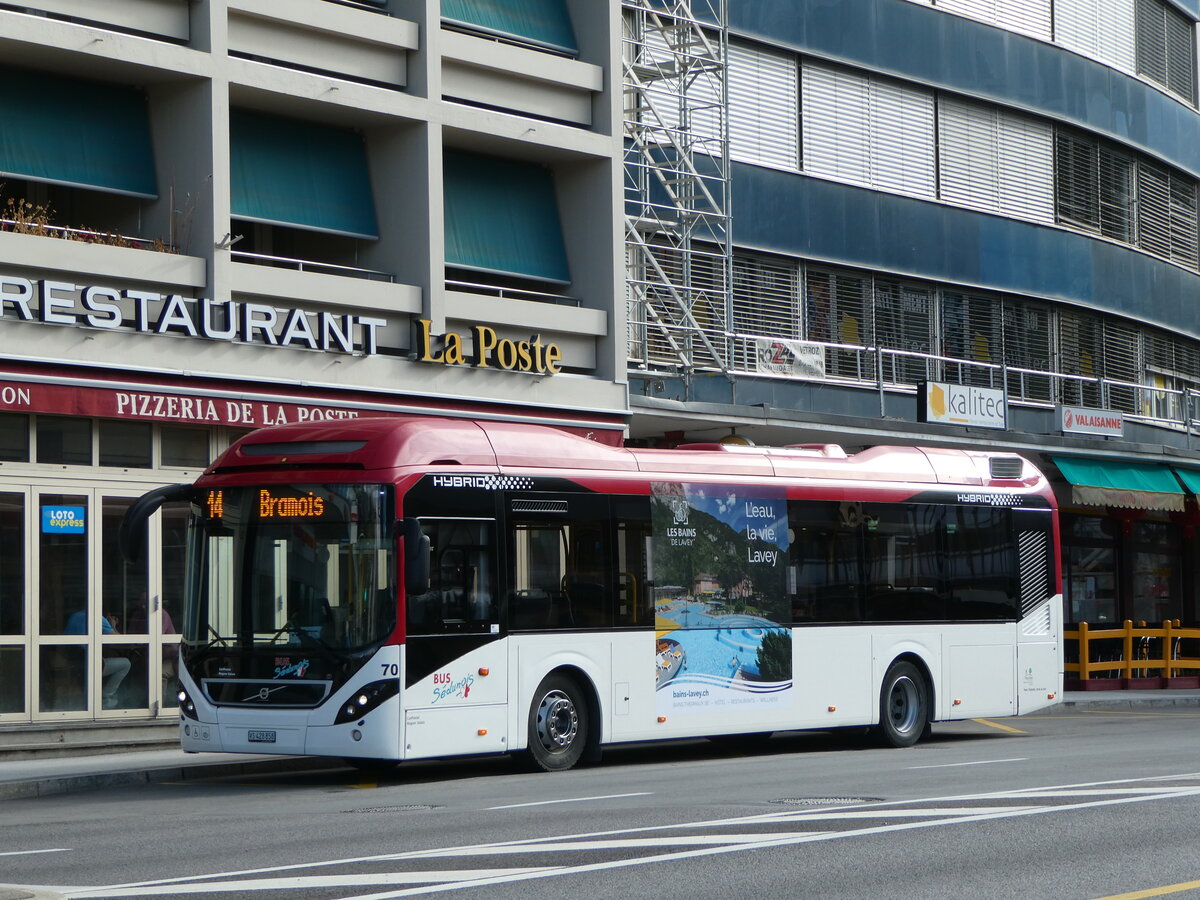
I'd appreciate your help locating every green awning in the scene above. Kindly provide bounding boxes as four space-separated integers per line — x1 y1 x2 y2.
443 0 577 55
1050 456 1185 512
230 110 378 240
0 68 157 198
1172 467 1200 496
444 150 570 284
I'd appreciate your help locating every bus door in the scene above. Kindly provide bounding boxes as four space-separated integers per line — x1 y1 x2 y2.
402 517 507 758
505 493 620 728
1012 508 1061 714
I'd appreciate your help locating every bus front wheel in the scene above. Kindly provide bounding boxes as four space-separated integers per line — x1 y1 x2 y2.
527 674 588 771
875 661 928 748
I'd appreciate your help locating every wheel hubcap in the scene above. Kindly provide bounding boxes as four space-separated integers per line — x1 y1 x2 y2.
535 689 578 754
888 676 920 735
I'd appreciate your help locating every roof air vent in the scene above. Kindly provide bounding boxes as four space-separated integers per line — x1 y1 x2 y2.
990 457 1024 480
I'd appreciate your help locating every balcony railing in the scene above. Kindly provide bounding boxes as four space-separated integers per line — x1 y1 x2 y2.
231 250 392 282
628 322 1200 437
446 278 580 306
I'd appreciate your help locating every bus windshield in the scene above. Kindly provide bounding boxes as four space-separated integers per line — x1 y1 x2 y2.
185 484 396 657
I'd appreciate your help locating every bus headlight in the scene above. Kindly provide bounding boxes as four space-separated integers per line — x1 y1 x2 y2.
334 679 399 725
178 688 199 721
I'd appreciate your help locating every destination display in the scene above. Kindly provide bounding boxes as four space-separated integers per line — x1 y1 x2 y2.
203 487 337 522
651 482 793 715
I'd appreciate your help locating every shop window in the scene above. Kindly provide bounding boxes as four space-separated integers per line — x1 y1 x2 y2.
162 425 211 468
0 493 23 635
102 497 149 634
99 421 152 468
0 413 28 462
0 647 22 714
36 416 92 465
38 493 89 635
1064 514 1119 625
1131 520 1180 625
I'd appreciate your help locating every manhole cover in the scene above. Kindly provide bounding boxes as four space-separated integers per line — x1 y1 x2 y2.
349 804 439 813
769 797 880 806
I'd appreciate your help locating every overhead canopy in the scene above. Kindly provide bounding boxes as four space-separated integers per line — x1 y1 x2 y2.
1172 467 1200 497
230 110 378 240
0 68 157 198
442 0 578 55
443 149 570 284
1050 456 1185 513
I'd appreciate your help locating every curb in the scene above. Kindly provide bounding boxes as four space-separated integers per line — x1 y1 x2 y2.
0 756 345 801
1059 696 1200 712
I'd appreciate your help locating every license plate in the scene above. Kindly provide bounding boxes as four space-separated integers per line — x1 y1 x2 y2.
247 730 276 743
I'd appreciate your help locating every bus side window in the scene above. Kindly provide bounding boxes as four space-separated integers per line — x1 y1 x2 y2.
614 497 652 627
788 499 863 624
508 495 617 631
406 520 496 635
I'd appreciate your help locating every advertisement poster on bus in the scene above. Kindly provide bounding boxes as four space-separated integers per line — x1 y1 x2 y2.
651 482 793 715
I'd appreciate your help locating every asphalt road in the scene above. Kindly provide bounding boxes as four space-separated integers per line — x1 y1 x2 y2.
4 708 1200 900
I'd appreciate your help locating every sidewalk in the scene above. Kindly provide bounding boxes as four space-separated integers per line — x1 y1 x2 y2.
2 691 1199 800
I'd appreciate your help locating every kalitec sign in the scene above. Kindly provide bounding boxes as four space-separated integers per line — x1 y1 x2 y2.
415 319 562 374
918 381 1007 430
1 276 386 354
1058 405 1124 437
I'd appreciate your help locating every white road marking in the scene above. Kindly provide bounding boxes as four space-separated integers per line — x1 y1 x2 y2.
16 772 1200 900
399 834 820 856
766 807 1039 820
908 757 1028 770
0 849 69 857
64 869 556 897
486 792 651 810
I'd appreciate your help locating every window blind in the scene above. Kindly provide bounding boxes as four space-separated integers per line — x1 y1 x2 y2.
1055 0 1137 74
443 0 577 55
728 42 799 170
230 111 378 239
1135 0 1196 104
0 68 157 198
938 96 1054 223
443 150 570 283
801 62 934 198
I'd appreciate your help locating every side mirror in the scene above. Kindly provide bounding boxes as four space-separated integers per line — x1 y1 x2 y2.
402 518 430 596
120 484 195 563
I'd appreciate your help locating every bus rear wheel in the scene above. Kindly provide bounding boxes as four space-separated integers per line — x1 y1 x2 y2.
875 661 928 748
527 674 588 772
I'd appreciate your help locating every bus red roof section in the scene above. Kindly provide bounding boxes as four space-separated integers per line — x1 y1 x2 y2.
210 416 1052 499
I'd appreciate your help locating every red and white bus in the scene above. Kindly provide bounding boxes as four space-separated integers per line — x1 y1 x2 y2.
124 416 1062 770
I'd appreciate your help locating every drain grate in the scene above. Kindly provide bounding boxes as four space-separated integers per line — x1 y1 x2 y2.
349 804 439 813
769 797 880 806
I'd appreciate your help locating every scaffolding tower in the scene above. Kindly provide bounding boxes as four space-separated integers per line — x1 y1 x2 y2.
622 0 731 374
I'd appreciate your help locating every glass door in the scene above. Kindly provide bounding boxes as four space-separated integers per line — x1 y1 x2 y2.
32 486 160 719
0 490 28 719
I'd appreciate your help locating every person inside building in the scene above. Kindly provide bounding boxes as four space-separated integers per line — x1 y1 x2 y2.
64 607 131 709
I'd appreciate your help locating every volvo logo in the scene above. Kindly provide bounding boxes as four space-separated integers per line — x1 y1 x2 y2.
243 685 288 702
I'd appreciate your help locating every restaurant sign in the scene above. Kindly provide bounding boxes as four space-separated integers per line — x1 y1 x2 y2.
0 276 386 355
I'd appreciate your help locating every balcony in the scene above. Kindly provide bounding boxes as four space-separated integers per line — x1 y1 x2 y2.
9 0 189 41
441 28 603 126
227 0 418 88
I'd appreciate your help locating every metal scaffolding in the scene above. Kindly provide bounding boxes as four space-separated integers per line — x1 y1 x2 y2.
622 0 731 374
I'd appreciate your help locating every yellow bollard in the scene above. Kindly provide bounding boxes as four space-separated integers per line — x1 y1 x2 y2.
1122 620 1134 680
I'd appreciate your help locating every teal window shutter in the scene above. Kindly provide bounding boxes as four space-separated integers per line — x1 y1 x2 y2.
0 68 156 198
444 150 570 285
443 0 578 54
230 110 378 240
